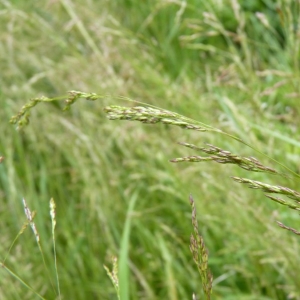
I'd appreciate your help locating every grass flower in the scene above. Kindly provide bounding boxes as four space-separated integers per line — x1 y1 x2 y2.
171 142 278 175
189 195 213 300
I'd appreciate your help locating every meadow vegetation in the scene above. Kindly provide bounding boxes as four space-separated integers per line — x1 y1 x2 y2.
1 0 300 299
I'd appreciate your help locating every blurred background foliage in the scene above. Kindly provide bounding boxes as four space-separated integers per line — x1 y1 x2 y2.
1 0 300 299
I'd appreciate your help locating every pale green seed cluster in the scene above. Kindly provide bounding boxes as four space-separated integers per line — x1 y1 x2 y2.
189 195 213 300
104 257 120 300
104 105 207 131
10 91 102 129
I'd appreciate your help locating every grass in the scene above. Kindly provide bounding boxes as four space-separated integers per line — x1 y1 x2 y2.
1 0 300 299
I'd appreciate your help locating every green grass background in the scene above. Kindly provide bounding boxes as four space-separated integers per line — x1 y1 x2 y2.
1 0 300 299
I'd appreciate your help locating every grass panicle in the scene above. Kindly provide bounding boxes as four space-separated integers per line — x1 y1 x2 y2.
9 96 49 129
63 91 101 110
4 1 300 299
11 94 300 224
103 104 300 179
22 198 40 243
1 199 59 299
9 91 103 129
104 257 120 300
232 177 300 201
11 93 300 221
171 142 279 175
10 92 213 132
22 199 57 294
189 195 213 300
104 105 209 131
10 90 300 178
232 177 300 212
265 195 300 212
276 221 300 236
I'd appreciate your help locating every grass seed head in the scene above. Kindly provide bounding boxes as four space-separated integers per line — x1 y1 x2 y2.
104 256 120 299
104 105 208 131
232 177 300 200
173 143 278 175
189 195 213 300
22 198 39 243
276 221 300 235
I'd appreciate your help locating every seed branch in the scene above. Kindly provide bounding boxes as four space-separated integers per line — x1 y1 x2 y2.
171 143 278 175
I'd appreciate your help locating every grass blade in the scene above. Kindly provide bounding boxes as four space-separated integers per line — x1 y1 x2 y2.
119 193 138 300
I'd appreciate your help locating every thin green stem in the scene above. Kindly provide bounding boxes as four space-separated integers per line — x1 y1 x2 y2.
1 263 47 300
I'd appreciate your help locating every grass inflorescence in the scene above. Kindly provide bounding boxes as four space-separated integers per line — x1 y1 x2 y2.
3 1 300 299
171 142 278 175
189 195 213 300
104 257 120 300
9 91 102 129
104 105 209 131
2 198 60 300
232 177 300 211
9 90 300 298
